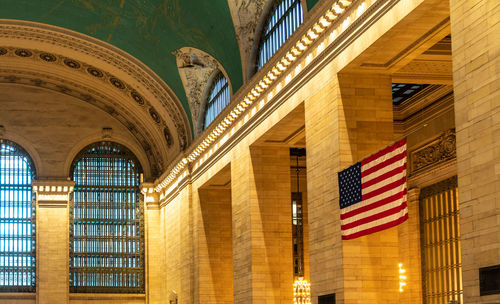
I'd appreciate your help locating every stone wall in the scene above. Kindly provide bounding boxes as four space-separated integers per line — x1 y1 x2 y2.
450 0 500 303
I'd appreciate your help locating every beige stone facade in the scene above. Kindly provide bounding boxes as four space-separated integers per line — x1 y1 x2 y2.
0 0 498 303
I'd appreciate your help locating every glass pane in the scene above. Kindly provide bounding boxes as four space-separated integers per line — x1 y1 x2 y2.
257 0 304 70
0 140 36 292
69 142 144 293
204 72 230 129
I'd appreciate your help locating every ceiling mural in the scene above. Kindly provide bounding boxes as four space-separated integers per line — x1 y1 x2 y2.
0 0 244 125
0 0 321 176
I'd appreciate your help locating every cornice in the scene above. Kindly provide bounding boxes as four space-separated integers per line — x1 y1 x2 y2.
33 180 75 207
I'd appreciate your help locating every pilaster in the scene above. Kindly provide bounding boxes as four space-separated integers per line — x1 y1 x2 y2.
398 188 422 304
33 180 74 304
231 146 293 303
141 183 165 304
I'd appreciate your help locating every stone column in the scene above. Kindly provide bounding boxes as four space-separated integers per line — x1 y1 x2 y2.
450 0 500 303
398 188 422 304
141 183 165 304
33 180 74 304
305 72 398 303
197 188 233 304
338 73 398 304
231 146 293 303
304 75 344 303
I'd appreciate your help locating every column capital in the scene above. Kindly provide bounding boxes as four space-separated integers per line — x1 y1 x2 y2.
33 180 75 207
140 182 160 210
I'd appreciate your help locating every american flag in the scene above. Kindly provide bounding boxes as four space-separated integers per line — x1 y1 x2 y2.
338 138 408 240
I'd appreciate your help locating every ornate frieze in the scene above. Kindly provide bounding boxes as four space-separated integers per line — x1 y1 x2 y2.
0 69 163 177
410 129 456 176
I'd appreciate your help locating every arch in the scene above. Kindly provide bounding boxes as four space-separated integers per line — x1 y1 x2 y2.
64 134 152 181
0 20 192 175
0 132 42 178
0 139 36 292
69 141 145 294
248 0 305 78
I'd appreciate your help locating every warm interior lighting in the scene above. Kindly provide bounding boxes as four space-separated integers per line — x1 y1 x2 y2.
399 263 407 292
293 277 311 304
154 0 356 195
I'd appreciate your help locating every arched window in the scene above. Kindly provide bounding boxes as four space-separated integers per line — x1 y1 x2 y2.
0 139 36 292
69 142 144 293
256 0 304 70
203 71 230 129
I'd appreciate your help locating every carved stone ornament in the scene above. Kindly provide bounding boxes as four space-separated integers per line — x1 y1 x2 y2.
227 0 267 79
173 47 220 134
410 129 456 175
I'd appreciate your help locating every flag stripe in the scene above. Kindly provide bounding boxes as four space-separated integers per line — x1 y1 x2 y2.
342 209 408 237
340 189 407 220
362 176 406 200
361 150 406 178
362 167 406 194
361 138 407 167
341 201 407 230
341 213 408 240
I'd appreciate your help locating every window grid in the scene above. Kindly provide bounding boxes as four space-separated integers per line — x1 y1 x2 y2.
69 142 144 294
420 176 463 304
257 0 303 70
0 139 36 292
204 72 230 129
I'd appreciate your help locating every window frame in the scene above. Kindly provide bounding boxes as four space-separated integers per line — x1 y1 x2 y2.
254 0 305 72
0 139 36 293
202 71 231 131
69 141 145 294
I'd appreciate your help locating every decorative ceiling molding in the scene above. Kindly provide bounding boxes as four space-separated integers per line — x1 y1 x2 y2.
0 68 164 177
227 0 268 82
173 47 224 135
0 20 191 151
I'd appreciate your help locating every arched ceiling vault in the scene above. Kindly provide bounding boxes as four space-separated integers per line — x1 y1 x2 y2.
0 20 192 178
0 0 322 176
0 1 321 125
0 0 244 126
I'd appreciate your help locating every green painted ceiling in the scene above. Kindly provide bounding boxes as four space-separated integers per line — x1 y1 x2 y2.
0 0 319 128
307 0 320 11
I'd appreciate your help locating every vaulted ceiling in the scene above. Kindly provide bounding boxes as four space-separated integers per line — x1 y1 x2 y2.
0 0 319 120
0 0 319 179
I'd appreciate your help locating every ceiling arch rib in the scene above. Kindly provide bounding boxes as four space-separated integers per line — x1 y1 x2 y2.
0 61 162 178
0 20 192 178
